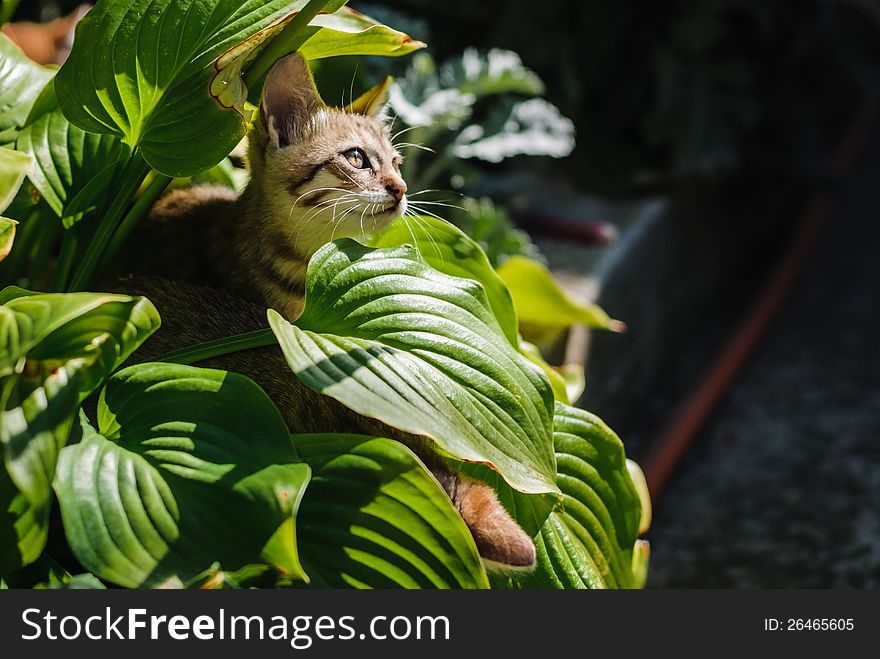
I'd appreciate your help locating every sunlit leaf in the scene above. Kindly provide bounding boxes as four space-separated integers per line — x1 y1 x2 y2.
0 289 159 574
496 255 624 338
0 217 14 261
0 146 31 213
55 363 310 588
57 0 422 177
0 35 53 147
270 239 558 496
16 83 121 218
370 214 518 346
521 403 645 589
294 433 488 588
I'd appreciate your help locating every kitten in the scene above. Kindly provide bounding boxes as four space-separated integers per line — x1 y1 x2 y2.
122 54 407 321
110 54 536 570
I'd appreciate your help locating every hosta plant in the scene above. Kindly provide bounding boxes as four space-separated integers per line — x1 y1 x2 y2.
0 0 648 589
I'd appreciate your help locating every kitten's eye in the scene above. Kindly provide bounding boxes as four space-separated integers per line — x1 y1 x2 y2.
343 148 370 169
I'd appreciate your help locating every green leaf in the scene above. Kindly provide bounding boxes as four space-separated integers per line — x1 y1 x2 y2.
55 0 313 176
213 3 423 120
0 465 49 573
294 433 488 588
0 146 31 213
16 83 121 218
0 35 53 147
56 1 421 177
441 48 545 98
2 552 105 588
0 217 14 261
496 255 625 337
627 458 652 536
521 403 645 589
452 98 575 162
0 289 159 574
299 7 426 59
0 147 28 262
520 339 570 404
39 573 106 589
270 239 558 496
55 363 311 588
370 214 518 346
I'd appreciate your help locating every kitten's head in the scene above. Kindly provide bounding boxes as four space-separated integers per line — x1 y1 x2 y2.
249 54 406 257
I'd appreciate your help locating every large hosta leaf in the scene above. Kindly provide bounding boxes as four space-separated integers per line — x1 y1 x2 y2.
56 1 421 177
16 83 121 218
55 363 310 588
521 403 645 589
0 289 159 574
293 433 488 588
0 35 53 147
370 214 518 346
55 0 314 176
270 239 557 496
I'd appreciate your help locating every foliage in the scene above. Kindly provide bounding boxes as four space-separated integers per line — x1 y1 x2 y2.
383 48 574 266
0 0 647 589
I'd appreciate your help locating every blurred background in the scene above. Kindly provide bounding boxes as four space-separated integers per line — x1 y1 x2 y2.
9 0 880 587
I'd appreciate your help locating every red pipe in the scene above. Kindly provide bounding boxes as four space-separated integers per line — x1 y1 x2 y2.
641 94 879 501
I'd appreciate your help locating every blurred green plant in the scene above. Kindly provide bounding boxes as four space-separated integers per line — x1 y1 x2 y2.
387 49 574 264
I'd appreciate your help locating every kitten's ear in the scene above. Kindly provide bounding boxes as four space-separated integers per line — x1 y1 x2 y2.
260 54 324 148
345 76 393 118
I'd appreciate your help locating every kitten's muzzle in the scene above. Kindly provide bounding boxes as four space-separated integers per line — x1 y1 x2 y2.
384 178 407 204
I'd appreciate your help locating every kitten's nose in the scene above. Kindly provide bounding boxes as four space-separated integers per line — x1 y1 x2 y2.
385 179 407 203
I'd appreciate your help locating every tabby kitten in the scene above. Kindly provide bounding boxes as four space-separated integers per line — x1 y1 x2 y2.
111 54 536 569
123 53 408 320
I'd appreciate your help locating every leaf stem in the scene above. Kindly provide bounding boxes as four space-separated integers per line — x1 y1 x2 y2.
68 152 151 291
243 0 335 94
153 329 277 365
50 228 79 291
98 170 172 275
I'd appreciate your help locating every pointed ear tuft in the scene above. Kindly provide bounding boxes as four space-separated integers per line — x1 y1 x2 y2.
260 54 324 148
345 76 393 119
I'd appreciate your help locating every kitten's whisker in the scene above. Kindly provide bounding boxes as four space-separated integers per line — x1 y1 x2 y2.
333 168 367 191
360 203 374 241
353 203 371 244
289 193 358 234
347 62 359 114
290 186 352 209
408 211 443 261
291 195 360 252
329 203 362 243
406 211 443 262
409 200 466 212
406 189 463 198
394 142 435 154
391 124 425 142
399 213 421 253
407 204 451 224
